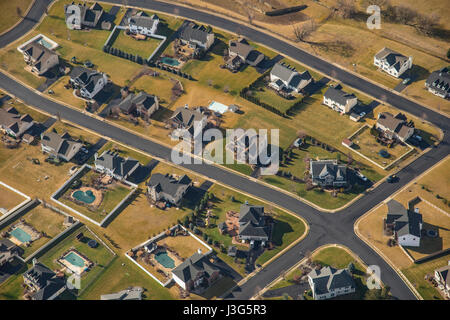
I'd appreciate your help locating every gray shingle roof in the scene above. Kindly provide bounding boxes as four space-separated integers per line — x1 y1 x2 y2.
129 11 159 29
386 200 422 238
375 47 409 70
40 131 83 161
238 204 269 240
24 262 66 300
308 266 355 295
324 86 356 106
426 68 450 96
0 107 34 137
147 173 191 198
172 252 219 283
95 150 140 178
179 22 213 45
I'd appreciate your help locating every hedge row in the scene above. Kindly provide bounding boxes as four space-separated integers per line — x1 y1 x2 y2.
265 5 307 17
103 45 145 65
148 61 194 80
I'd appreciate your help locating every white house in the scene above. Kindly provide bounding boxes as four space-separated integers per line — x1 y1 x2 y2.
308 266 356 300
128 11 159 36
94 150 140 181
269 62 312 94
385 200 422 247
323 86 357 114
376 112 415 142
425 68 450 99
374 47 413 78
69 66 108 100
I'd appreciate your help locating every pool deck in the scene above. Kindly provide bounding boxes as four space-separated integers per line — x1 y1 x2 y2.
59 249 93 275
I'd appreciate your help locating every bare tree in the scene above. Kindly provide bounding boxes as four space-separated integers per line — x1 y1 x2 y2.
16 7 22 18
292 19 316 43
333 0 357 19
415 12 440 35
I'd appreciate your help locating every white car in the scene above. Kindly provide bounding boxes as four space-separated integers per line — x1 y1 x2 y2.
356 171 368 181
69 166 79 175
359 112 366 117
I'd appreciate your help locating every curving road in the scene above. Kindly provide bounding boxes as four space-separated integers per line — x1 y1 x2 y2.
1 0 449 300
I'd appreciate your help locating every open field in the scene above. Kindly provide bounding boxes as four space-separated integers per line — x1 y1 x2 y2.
0 204 66 258
38 225 116 294
0 184 27 213
0 0 32 35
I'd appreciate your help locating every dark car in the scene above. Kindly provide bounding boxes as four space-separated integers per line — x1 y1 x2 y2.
387 174 398 183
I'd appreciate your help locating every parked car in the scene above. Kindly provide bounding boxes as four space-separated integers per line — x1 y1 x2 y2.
359 111 366 118
69 165 79 175
84 60 94 68
356 171 368 182
402 78 411 85
413 134 422 142
387 174 398 183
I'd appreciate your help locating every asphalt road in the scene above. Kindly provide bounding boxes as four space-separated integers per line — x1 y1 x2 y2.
1 0 449 300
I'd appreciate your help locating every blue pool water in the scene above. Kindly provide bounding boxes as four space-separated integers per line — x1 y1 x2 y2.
64 251 86 268
161 57 180 66
73 190 96 204
155 251 175 268
208 101 229 114
36 38 53 49
10 227 32 243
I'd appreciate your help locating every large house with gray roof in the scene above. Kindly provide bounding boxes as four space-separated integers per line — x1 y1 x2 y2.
376 112 415 142
40 131 83 162
169 105 207 139
385 200 422 247
269 62 313 94
94 150 140 181
310 160 347 188
64 2 109 30
226 37 265 71
0 107 35 139
128 11 159 36
147 173 192 206
308 266 355 300
238 203 270 245
21 42 59 76
0 239 21 268
374 47 412 78
23 260 66 300
116 91 159 119
171 251 220 292
425 67 450 99
69 66 108 100
178 22 215 55
323 85 357 114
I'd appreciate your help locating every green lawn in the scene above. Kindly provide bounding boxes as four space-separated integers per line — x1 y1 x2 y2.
110 29 162 60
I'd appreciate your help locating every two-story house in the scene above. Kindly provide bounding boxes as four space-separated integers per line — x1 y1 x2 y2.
374 47 412 78
146 173 191 206
434 263 450 298
21 42 59 76
385 200 422 247
0 107 35 139
23 260 66 300
238 203 270 246
64 2 108 30
169 105 207 140
178 22 215 55
376 112 415 142
0 239 21 268
323 85 358 114
94 150 140 181
116 91 159 119
269 62 313 94
40 131 83 162
425 67 450 99
310 160 347 188
226 37 265 70
308 266 356 300
128 11 159 36
69 66 108 100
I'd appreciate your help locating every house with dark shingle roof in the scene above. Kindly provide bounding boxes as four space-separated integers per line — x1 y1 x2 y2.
308 266 355 300
94 150 140 181
178 22 215 54
69 66 108 100
227 37 265 70
171 251 220 292
116 91 159 119
0 107 35 139
376 112 414 142
128 11 159 36
147 173 191 206
269 62 313 94
374 47 412 78
425 67 450 99
0 239 21 268
385 200 422 247
323 85 357 114
169 105 207 138
238 203 270 244
310 160 347 188
23 260 66 300
434 263 450 298
64 2 108 30
40 131 83 162
21 42 59 76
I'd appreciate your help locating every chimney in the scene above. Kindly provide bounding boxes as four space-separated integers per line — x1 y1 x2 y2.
32 258 38 267
197 249 202 255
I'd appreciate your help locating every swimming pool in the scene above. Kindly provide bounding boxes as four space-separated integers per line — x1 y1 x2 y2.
64 251 86 268
155 251 175 269
73 190 96 204
161 57 180 67
208 101 229 114
10 227 31 243
37 38 53 49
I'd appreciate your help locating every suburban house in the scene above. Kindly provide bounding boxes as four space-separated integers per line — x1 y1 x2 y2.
64 2 109 30
308 266 356 300
374 47 413 78
128 11 159 36
178 22 215 54
434 263 450 298
385 200 422 247
69 66 108 100
21 42 59 76
425 67 450 99
238 203 270 245
23 260 66 300
40 131 83 162
310 160 347 188
171 251 220 292
269 62 313 94
116 91 159 119
0 107 35 139
0 239 21 268
323 86 358 114
101 287 143 300
226 37 265 71
169 105 207 138
376 112 415 142
94 150 140 181
147 173 192 206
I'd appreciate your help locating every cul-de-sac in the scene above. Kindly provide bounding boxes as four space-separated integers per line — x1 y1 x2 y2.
0 0 448 302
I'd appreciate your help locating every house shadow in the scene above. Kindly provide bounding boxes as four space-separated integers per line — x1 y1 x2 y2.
271 220 294 247
404 64 430 83
406 222 447 256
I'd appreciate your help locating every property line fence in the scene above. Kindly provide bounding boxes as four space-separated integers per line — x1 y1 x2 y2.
0 181 32 221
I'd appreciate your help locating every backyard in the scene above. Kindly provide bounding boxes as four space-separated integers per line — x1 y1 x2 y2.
0 184 27 213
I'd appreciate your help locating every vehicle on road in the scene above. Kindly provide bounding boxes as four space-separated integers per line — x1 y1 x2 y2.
387 174 398 183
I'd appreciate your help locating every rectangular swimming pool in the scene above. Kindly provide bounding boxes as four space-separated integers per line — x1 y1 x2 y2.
208 101 229 114
10 227 31 243
64 251 86 268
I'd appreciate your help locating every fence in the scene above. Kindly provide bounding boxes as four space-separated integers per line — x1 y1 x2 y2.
0 181 32 221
